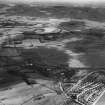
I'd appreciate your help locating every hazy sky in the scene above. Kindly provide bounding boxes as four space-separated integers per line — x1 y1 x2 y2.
0 0 105 4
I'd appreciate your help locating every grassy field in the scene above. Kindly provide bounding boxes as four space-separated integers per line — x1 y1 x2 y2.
21 47 70 66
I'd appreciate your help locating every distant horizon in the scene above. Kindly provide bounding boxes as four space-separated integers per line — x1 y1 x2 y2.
0 0 105 7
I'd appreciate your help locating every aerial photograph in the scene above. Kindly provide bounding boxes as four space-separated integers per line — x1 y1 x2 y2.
0 0 105 105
